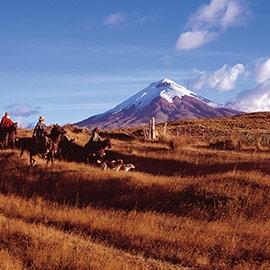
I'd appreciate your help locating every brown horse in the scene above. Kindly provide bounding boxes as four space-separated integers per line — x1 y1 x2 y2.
84 137 111 157
64 138 111 165
0 122 17 148
18 124 66 166
57 135 75 161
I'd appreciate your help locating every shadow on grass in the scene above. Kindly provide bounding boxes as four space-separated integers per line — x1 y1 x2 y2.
0 150 269 222
0 165 233 221
105 150 270 176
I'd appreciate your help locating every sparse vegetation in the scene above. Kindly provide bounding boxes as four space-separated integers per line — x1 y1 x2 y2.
0 112 269 269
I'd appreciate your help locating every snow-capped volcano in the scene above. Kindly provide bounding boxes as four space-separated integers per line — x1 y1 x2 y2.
109 79 198 113
75 79 242 130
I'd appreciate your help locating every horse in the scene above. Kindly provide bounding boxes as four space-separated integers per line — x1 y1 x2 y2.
57 135 75 161
64 137 110 165
84 137 111 157
0 122 17 148
18 124 66 166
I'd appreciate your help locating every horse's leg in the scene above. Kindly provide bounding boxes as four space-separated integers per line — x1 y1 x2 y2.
20 146 25 157
30 153 33 166
4 134 8 148
46 151 54 166
46 152 51 165
10 134 15 148
29 151 36 166
0 136 3 148
51 151 54 166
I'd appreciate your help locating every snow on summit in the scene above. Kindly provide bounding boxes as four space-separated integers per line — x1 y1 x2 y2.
157 79 197 103
75 78 242 129
108 79 198 114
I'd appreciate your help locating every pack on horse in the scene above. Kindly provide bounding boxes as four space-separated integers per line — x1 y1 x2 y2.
18 124 66 166
0 122 18 148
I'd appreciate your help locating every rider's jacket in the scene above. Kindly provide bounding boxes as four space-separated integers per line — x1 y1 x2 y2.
33 121 48 140
0 116 13 128
90 131 101 143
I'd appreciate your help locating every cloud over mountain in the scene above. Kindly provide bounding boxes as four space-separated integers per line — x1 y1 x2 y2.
227 79 270 112
255 58 270 84
175 0 250 50
193 63 245 91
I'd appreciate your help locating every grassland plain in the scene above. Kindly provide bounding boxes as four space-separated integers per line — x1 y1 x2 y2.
0 112 269 269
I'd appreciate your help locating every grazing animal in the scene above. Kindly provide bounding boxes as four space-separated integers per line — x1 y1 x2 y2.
105 159 124 172
105 159 135 172
0 122 17 148
18 124 66 166
120 163 135 172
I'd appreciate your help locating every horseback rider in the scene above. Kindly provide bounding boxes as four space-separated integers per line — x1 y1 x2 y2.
0 112 15 148
33 116 49 149
89 127 101 143
0 112 14 128
87 127 102 155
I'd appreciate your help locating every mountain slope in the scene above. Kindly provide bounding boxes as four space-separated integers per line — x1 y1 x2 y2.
75 79 242 129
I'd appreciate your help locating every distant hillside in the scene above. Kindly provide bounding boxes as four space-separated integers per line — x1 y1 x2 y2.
165 111 270 134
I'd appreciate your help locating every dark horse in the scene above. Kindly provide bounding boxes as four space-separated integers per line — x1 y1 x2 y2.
84 137 112 161
66 137 111 164
18 124 66 166
0 122 18 148
57 135 75 161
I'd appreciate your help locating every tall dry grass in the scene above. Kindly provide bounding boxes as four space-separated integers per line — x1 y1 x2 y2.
0 113 269 269
0 148 269 269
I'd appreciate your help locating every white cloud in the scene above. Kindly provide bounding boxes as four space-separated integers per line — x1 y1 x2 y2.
255 58 270 84
175 30 216 50
103 13 125 26
221 0 245 29
6 104 40 117
102 12 154 28
175 0 250 50
189 0 229 29
193 63 245 91
4 104 41 128
227 79 270 112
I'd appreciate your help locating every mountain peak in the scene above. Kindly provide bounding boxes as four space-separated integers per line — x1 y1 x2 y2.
108 78 197 114
74 79 242 129
151 78 197 103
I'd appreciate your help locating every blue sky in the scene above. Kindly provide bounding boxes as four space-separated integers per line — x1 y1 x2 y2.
1 0 270 128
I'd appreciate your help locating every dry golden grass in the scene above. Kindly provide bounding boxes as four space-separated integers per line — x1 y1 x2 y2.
0 112 269 269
